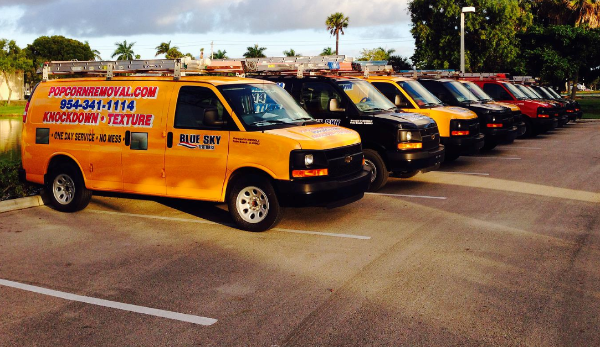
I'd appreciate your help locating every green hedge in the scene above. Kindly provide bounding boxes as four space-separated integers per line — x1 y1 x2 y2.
0 161 41 201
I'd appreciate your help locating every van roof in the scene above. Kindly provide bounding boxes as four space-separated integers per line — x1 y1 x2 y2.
366 76 413 82
41 75 275 86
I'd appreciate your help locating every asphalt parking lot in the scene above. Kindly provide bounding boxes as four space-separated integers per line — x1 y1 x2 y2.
1 121 599 346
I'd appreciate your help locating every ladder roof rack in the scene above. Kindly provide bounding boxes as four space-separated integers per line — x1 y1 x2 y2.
39 56 395 81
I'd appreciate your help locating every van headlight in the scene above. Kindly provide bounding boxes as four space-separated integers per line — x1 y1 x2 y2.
305 154 314 166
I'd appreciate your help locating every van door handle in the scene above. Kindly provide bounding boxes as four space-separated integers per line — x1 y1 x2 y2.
125 130 130 146
167 132 173 148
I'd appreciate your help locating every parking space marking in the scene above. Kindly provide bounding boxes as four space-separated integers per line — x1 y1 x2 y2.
505 146 542 150
366 192 447 200
275 228 371 240
87 210 371 240
437 171 490 176
467 156 522 160
0 278 218 326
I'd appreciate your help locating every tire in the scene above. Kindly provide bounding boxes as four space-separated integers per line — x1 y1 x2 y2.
521 117 537 138
227 175 282 232
46 162 92 212
363 149 389 192
482 139 497 151
444 152 460 162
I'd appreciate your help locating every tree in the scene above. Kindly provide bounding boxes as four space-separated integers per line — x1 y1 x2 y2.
320 47 334 56
25 35 95 84
409 0 532 71
112 40 136 60
155 41 173 57
243 44 267 58
519 24 600 98
213 49 228 59
283 49 301 57
84 41 102 61
532 0 600 28
165 47 184 59
388 55 413 71
357 47 398 61
0 39 32 105
326 12 349 55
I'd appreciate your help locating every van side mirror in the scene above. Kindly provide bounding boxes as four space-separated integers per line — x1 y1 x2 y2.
203 107 225 127
329 98 345 112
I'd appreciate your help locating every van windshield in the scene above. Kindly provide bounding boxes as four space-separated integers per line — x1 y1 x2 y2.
218 83 314 129
445 81 480 103
397 80 443 107
503 83 528 100
461 81 493 102
336 80 397 113
514 84 538 99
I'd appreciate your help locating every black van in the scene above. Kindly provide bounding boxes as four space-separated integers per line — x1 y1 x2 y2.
419 79 518 150
256 75 445 191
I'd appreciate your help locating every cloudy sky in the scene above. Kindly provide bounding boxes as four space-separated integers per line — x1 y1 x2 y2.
0 0 415 60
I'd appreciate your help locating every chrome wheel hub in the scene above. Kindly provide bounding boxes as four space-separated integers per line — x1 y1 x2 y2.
236 186 269 223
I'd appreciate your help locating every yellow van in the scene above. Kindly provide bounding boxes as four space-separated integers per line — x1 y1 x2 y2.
21 60 369 231
366 76 484 161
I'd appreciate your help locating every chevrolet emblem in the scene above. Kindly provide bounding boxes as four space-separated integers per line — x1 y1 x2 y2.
345 156 353 163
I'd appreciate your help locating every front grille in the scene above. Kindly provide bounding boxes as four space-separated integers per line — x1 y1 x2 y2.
468 119 480 135
420 125 440 150
324 143 363 178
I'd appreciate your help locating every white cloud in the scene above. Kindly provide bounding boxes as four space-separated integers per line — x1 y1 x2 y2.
6 0 410 37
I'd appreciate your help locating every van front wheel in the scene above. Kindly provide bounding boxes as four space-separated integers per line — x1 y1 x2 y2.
47 163 92 212
228 175 282 232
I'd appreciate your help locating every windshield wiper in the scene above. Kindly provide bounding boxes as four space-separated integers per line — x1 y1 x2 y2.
249 119 291 126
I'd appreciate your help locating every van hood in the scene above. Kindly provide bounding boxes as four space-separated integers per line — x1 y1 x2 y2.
466 102 511 115
375 112 436 129
266 124 361 150
490 101 520 112
437 106 478 120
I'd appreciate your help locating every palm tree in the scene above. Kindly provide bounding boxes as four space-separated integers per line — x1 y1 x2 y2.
325 12 349 55
112 40 136 60
84 41 102 60
165 47 184 59
320 47 334 56
377 47 396 60
283 49 301 57
155 41 173 57
243 44 267 58
567 0 600 28
213 49 228 59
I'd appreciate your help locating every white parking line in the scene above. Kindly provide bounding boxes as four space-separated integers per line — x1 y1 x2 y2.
467 156 522 160
0 278 217 326
87 210 370 240
365 192 447 200
506 146 542 150
437 171 490 176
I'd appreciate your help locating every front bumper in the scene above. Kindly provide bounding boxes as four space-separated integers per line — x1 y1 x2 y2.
385 145 445 173
275 167 370 208
484 126 518 144
441 133 485 155
533 117 558 131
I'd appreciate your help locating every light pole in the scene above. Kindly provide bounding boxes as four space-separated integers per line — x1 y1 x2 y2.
461 6 475 73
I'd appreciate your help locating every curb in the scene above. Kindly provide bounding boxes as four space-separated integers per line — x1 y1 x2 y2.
0 195 46 213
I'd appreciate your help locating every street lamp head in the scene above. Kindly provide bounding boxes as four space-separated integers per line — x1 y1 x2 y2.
462 6 476 13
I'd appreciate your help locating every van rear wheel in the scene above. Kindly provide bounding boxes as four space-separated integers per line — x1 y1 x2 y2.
47 163 92 212
228 175 282 232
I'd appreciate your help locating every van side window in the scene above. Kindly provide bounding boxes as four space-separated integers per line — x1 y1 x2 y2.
174 86 229 130
371 82 410 108
300 82 345 115
483 83 512 100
